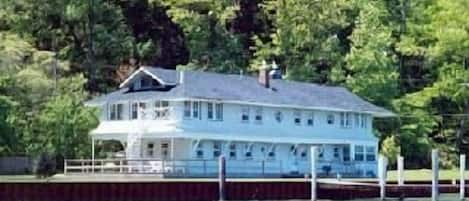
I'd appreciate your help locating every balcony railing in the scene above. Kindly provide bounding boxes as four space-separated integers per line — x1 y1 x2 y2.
140 107 172 120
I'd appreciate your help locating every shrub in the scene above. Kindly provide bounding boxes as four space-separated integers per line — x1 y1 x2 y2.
34 152 56 178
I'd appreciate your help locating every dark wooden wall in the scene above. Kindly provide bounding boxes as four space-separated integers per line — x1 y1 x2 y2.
0 181 465 201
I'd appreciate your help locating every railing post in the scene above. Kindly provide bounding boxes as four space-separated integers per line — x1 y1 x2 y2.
310 146 317 201
432 149 439 201
398 155 404 186
378 155 387 201
120 160 123 173
101 160 104 173
219 155 226 201
64 159 67 175
460 154 465 201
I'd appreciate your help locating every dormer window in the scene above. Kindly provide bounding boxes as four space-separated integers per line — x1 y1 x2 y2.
140 77 152 88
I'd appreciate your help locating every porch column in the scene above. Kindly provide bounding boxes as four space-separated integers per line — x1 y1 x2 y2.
171 138 175 159
91 137 95 173
349 144 355 161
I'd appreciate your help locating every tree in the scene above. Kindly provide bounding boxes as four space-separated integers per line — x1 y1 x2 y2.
32 75 99 158
342 0 399 108
253 0 351 83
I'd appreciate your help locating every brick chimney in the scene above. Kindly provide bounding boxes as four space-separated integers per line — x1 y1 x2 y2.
258 60 270 88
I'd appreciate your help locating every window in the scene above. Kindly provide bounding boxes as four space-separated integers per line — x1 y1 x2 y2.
275 111 283 123
267 147 276 160
183 101 201 119
184 101 191 118
207 103 214 120
354 145 364 161
333 147 339 158
146 143 154 157
213 142 221 158
140 77 151 88
327 114 335 124
192 101 199 118
340 112 352 128
307 112 314 126
254 107 263 124
161 143 169 159
195 142 203 159
139 102 147 119
361 114 368 128
109 103 124 120
245 144 253 159
215 103 223 120
241 107 250 123
318 147 324 158
366 146 376 161
131 103 138 119
300 148 307 160
355 113 360 127
294 110 301 125
290 145 297 156
154 100 170 119
229 144 236 159
343 146 351 162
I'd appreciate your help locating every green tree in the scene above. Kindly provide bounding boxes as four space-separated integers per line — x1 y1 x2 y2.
254 0 351 83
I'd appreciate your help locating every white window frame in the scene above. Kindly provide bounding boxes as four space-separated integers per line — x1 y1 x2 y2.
327 114 335 125
241 106 250 123
215 103 223 121
154 100 170 119
207 102 214 120
361 114 368 128
146 142 155 158
195 142 204 159
131 102 139 120
183 101 191 118
294 110 301 125
213 142 221 158
307 112 314 126
267 146 276 160
366 146 376 161
254 107 263 124
109 103 124 120
183 101 201 120
244 144 253 160
229 144 236 160
340 112 352 128
354 145 365 162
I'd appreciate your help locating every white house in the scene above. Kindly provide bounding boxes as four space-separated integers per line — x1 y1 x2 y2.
85 65 394 177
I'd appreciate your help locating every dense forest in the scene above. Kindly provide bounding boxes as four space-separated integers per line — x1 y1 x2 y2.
1 0 469 168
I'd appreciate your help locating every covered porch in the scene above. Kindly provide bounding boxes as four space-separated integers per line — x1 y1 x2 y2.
83 133 377 178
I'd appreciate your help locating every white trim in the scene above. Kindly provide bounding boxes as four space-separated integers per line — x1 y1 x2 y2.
139 98 393 117
118 67 176 89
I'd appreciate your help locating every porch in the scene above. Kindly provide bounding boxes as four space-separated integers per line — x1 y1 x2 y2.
64 158 376 178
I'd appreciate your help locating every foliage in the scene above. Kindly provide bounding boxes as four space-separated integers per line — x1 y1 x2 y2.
1 0 469 167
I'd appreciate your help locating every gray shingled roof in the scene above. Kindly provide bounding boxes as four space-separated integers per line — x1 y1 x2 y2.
88 66 395 117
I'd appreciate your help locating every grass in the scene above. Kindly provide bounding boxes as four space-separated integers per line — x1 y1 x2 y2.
387 169 469 181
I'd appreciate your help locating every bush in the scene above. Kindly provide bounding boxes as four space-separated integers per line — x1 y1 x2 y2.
34 152 56 178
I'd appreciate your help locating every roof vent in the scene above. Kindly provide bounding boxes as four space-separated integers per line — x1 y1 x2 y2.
258 60 270 88
269 61 282 79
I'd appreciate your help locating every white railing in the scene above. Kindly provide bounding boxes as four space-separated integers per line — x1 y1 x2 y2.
138 107 172 120
64 159 284 177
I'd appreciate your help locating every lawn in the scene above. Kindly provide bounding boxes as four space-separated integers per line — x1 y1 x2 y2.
387 169 469 181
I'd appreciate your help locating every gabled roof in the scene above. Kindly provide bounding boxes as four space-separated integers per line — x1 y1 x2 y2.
88 66 395 117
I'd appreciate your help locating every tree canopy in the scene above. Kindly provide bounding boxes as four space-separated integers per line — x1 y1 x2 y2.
1 0 469 167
